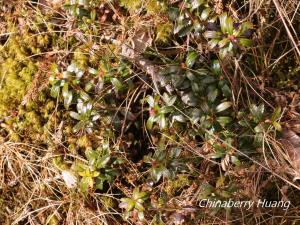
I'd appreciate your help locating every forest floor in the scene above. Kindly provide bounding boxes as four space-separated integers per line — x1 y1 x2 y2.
0 0 300 224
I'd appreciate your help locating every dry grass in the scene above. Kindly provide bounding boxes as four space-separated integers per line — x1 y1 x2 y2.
0 0 300 224
0 142 123 224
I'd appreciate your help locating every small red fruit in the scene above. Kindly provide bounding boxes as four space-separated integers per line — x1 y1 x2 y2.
228 35 237 42
149 108 157 116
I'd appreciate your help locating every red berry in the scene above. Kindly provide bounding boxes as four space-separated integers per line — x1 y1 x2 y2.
228 35 237 42
149 108 156 116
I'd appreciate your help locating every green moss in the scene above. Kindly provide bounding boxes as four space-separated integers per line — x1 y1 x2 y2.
155 22 173 43
100 196 117 209
37 35 49 47
77 135 92 148
120 0 166 14
119 0 142 12
165 175 191 196
9 133 21 142
73 47 89 70
145 0 167 14
0 35 38 117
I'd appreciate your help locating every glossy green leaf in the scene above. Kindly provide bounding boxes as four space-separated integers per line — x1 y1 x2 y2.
171 74 185 87
239 38 252 47
171 148 181 158
216 101 232 113
174 24 193 37
159 106 173 114
97 155 111 168
172 114 187 123
219 13 234 34
95 178 104 190
230 156 241 166
218 38 230 48
250 104 264 122
162 93 177 106
237 21 253 36
158 114 167 129
168 7 179 21
134 191 148 201
64 91 73 109
120 198 135 212
221 83 232 98
181 92 198 106
201 8 211 21
70 111 80 120
203 31 222 39
146 95 155 108
147 116 155 130
212 60 221 76
208 88 219 102
152 167 164 182
186 51 198 68
111 78 123 91
135 202 145 211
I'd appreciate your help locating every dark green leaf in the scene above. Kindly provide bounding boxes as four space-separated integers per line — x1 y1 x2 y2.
178 25 193 37
216 116 232 126
250 104 264 122
162 93 177 106
111 78 123 91
208 88 219 102
212 60 221 76
186 51 198 68
181 92 198 106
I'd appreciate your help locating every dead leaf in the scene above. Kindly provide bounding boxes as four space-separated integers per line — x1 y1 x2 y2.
281 128 300 171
